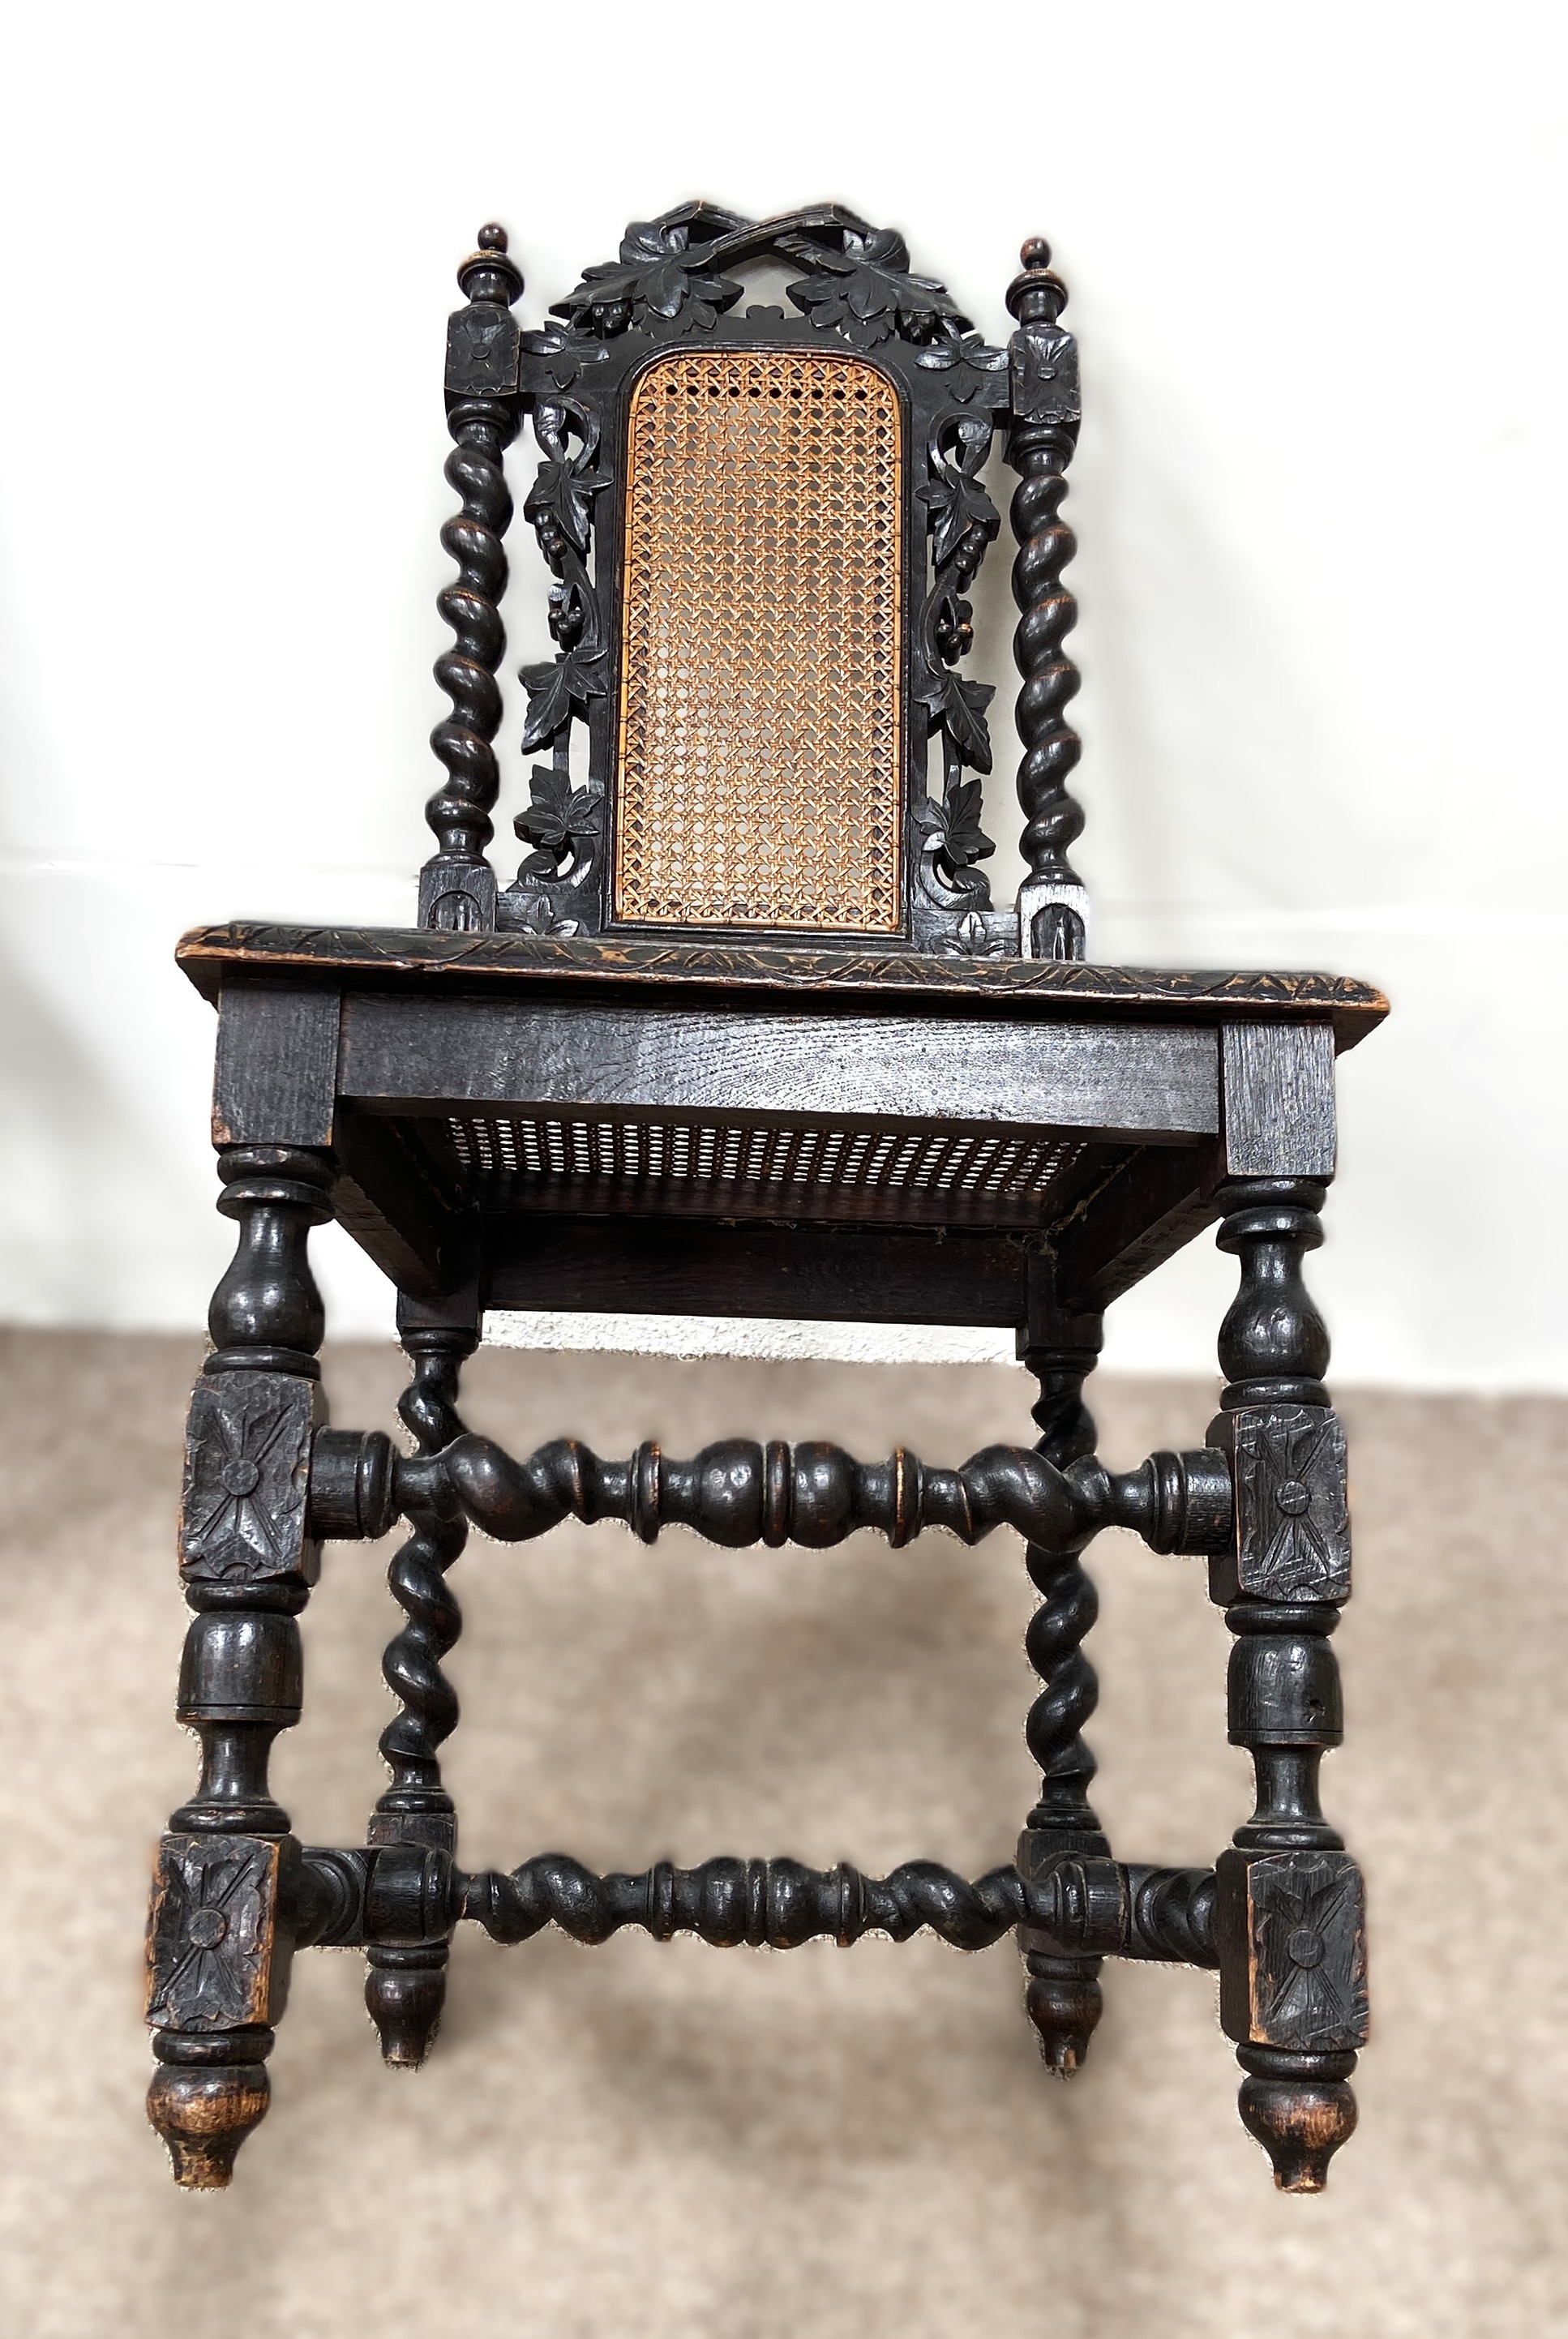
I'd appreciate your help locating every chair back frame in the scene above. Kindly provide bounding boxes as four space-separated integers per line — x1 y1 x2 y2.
421 204 1088 957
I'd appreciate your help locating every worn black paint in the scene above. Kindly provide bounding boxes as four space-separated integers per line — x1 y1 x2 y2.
143 210 1382 2200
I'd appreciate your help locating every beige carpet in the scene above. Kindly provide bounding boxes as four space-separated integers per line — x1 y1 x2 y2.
2 1329 1564 2338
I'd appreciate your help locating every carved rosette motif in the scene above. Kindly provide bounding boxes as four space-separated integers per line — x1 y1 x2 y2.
145 1836 282 2033
1219 1848 1369 2053
179 1373 319 1590
1232 1405 1351 1604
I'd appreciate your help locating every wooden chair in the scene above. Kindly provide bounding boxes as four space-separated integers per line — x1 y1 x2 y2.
144 205 1385 2195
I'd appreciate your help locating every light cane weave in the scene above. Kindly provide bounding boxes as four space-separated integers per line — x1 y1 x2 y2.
614 348 903 932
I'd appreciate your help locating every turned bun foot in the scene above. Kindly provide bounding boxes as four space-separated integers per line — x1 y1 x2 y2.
147 2046 271 2189
1023 1949 1103 2075
1236 2050 1359 2191
366 1950 448 2066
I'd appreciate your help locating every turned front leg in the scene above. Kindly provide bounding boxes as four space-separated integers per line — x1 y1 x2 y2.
1208 1176 1368 2191
144 1144 332 2187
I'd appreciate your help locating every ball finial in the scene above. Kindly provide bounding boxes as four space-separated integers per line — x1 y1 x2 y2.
1007 233 1068 324
457 222 523 305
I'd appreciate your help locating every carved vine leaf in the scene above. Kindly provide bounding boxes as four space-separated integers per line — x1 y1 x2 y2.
918 336 1009 376
505 891 582 939
919 466 1001 571
513 767 604 877
524 456 607 560
912 780 996 876
919 668 995 773
520 650 608 752
936 778 994 867
553 212 744 336
936 910 1012 958
786 228 971 349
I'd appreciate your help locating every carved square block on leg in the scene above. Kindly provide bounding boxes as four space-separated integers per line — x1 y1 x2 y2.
1210 1404 1351 1609
145 1832 293 2190
179 1372 322 1592
1215 1845 1368 2193
1216 1847 1369 2053
146 1834 288 2033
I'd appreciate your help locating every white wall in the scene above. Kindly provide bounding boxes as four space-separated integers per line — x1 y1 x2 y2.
2 0 1563 1387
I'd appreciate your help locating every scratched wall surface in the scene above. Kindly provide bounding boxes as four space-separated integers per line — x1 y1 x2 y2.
1 2 1565 1387
2 1331 1563 2339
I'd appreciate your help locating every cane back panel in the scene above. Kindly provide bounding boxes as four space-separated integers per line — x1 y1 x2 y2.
615 349 903 933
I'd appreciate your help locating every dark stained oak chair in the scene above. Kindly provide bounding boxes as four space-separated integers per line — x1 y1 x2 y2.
144 205 1385 2194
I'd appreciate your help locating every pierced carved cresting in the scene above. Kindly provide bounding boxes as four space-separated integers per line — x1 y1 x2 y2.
614 349 904 932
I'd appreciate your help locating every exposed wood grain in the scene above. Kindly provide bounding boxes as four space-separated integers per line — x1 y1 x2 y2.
212 979 340 1149
1221 1022 1337 1179
145 1836 283 2033
338 996 1218 1141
